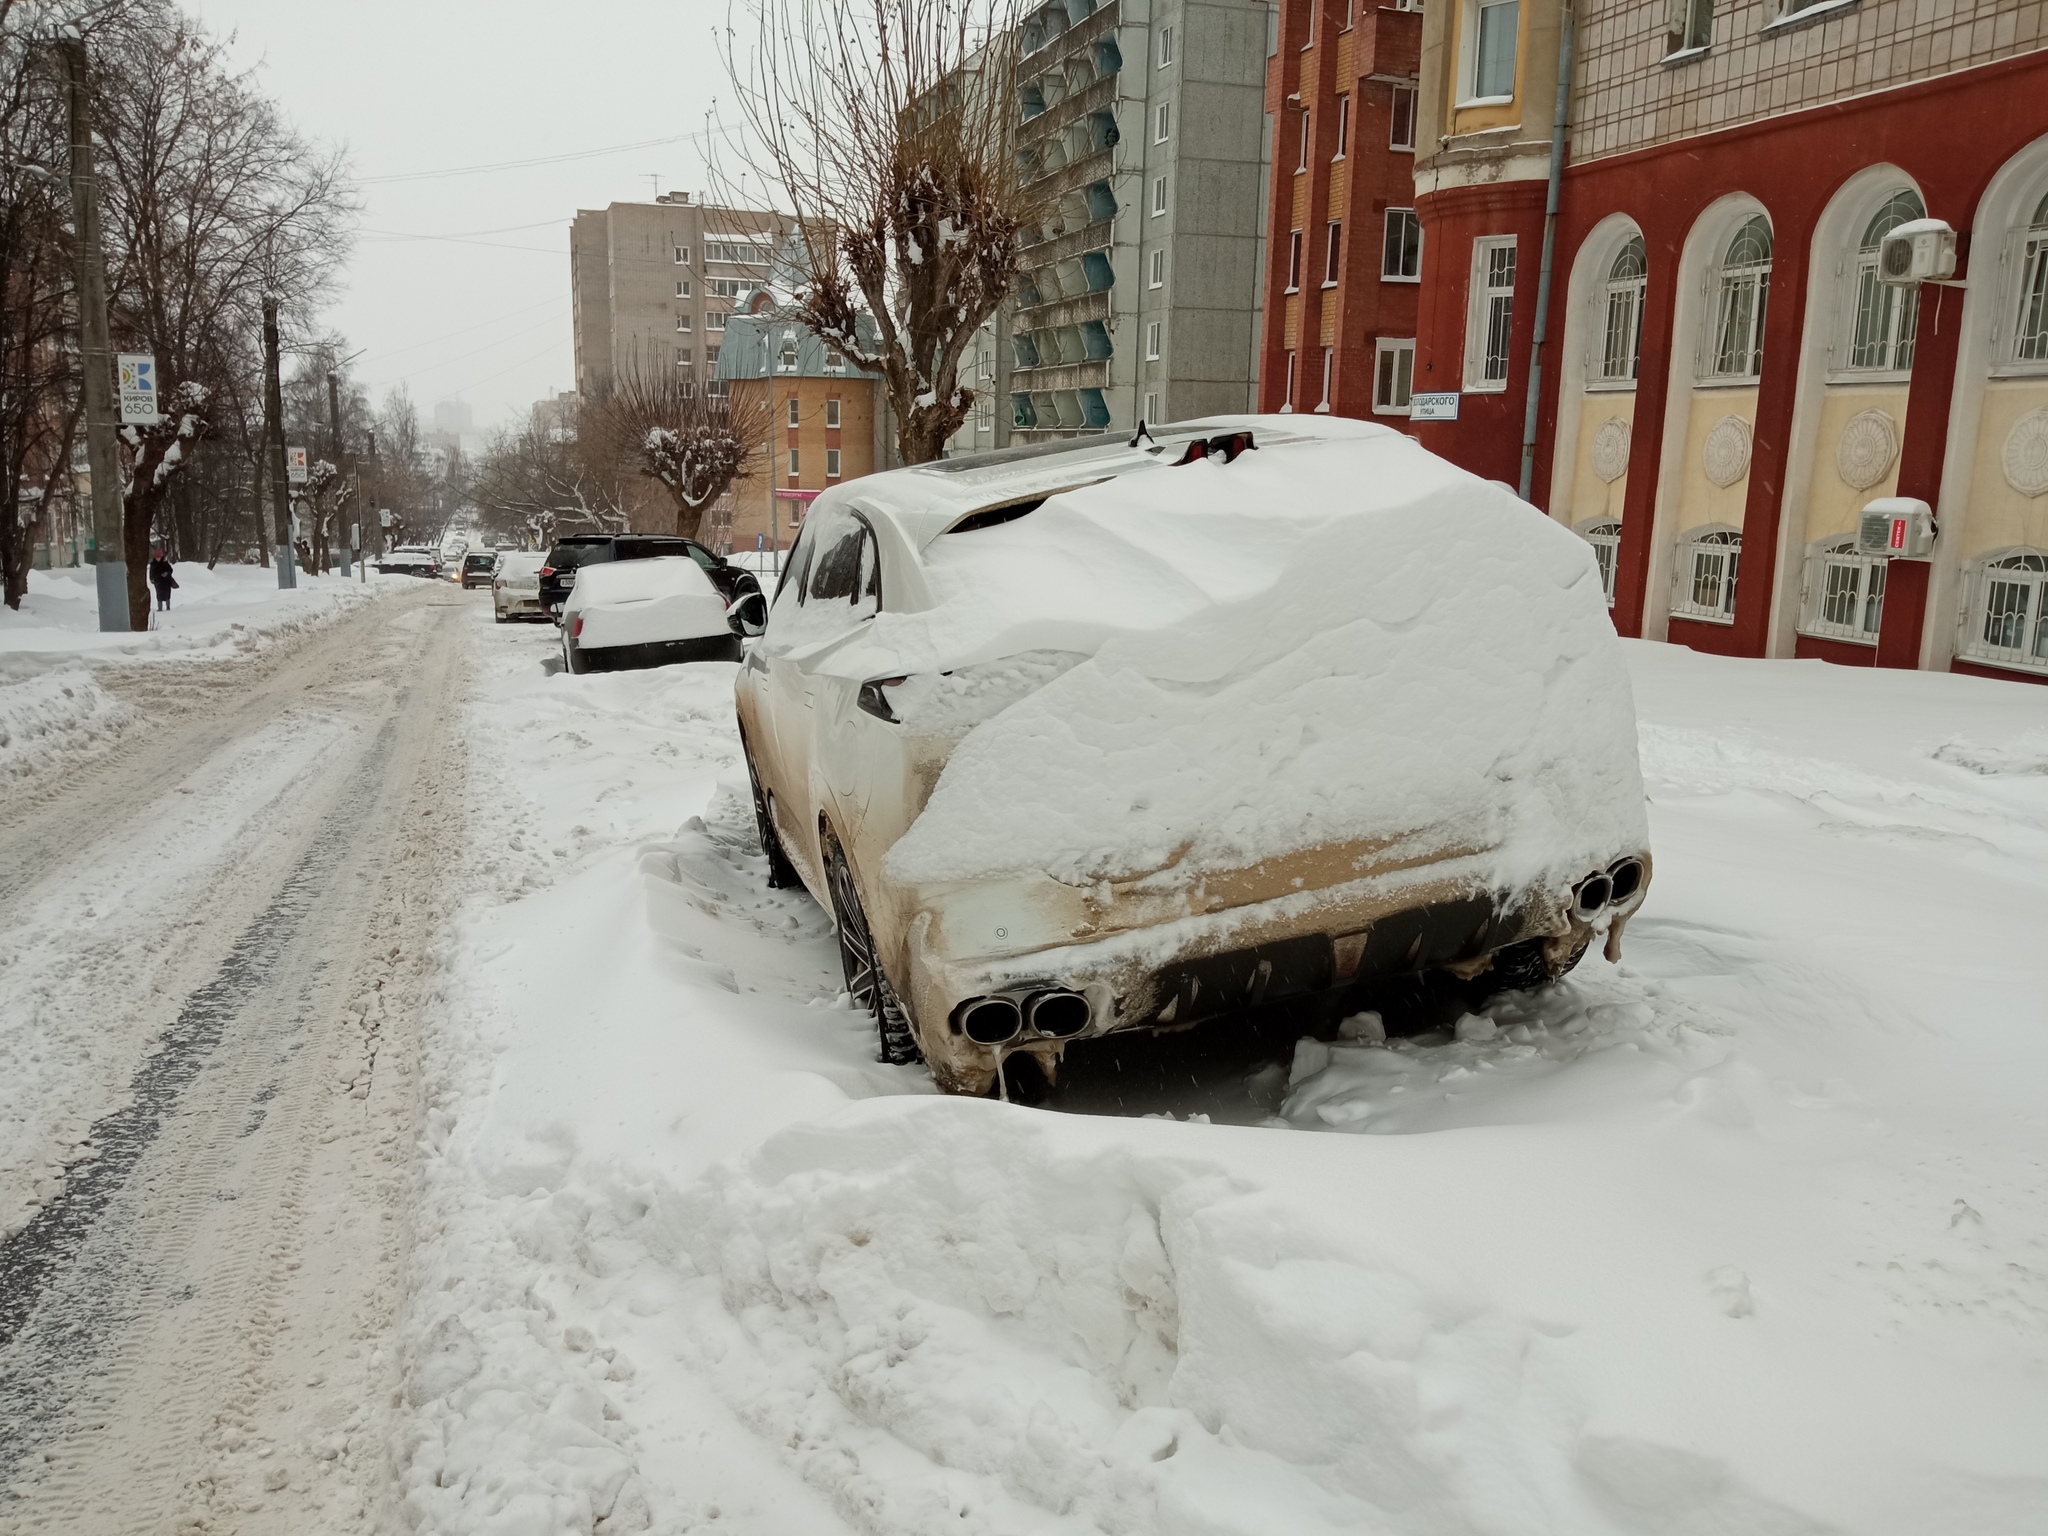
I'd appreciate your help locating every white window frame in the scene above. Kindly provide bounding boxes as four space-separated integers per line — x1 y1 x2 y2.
1381 208 1421 283
706 344 721 365
1158 24 1173 66
675 279 691 299
1389 84 1417 152
778 335 800 373
1465 235 1517 390
786 397 801 428
826 447 842 479
708 311 727 332
1282 349 1297 411
787 447 800 478
674 245 690 264
1956 549 2048 673
1149 248 1165 289
1579 520 1622 607
1324 220 1343 286
825 349 845 374
1460 0 1521 106
1798 537 1886 644
1145 319 1162 360
1840 190 1924 378
1373 337 1415 416
1667 0 1713 55
1155 103 1171 144
1700 215 1772 382
1333 94 1349 160
1597 234 1646 386
2003 193 2048 371
1670 525 1742 624
676 346 692 366
1144 389 1160 423
1152 175 1167 216
826 396 841 429
1287 229 1304 292
677 314 693 333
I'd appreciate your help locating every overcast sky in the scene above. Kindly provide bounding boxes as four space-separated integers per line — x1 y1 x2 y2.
191 0 741 438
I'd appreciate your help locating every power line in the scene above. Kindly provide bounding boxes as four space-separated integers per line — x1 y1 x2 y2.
358 129 713 185
357 295 569 365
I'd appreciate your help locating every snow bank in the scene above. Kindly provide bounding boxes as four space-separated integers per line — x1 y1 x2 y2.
403 606 2048 1536
0 563 404 784
867 433 1646 894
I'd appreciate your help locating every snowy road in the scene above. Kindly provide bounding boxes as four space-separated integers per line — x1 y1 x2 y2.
0 582 467 1532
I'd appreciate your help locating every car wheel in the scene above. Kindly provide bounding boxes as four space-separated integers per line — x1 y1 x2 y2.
1487 934 1591 992
742 738 801 890
826 838 922 1067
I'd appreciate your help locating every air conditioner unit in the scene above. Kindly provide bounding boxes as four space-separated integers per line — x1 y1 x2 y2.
1856 496 1937 559
1877 219 1958 286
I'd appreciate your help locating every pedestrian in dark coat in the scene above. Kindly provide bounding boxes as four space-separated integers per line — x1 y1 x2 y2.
148 550 177 611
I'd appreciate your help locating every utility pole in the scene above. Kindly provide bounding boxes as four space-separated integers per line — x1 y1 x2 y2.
262 296 295 587
57 34 127 632
327 367 351 578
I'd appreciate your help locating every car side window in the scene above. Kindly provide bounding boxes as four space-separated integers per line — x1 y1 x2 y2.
683 544 717 570
808 524 866 604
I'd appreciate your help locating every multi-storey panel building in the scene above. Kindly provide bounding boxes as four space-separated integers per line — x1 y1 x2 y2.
1412 0 2048 684
1257 0 1425 420
568 194 785 402
968 0 1268 448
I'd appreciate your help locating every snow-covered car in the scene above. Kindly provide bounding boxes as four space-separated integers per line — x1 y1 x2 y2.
559 556 759 674
493 551 546 621
736 415 1652 1095
376 546 440 578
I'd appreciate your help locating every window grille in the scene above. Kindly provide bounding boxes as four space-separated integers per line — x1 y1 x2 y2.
1469 237 1516 386
2011 193 2048 363
1846 191 1924 372
1959 550 2048 670
1800 537 1886 642
1671 527 1742 622
1581 521 1622 607
1708 216 1772 379
1601 235 1647 383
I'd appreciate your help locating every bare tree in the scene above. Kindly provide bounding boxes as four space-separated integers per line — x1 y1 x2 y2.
470 403 626 550
586 352 751 540
723 0 1040 464
117 376 207 617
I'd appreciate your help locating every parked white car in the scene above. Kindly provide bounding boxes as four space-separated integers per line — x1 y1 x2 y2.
560 556 748 674
736 415 1652 1095
492 551 546 622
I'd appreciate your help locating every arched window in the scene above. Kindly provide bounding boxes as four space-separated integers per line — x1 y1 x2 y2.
1600 236 1646 383
1672 525 1741 622
1800 536 1886 643
1846 190 1923 372
1707 216 1772 379
1959 549 2048 670
1578 519 1622 605
2012 192 2048 364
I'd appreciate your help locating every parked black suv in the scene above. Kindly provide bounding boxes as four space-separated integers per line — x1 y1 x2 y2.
539 535 761 620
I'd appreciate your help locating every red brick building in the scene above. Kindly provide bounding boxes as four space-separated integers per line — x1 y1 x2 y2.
1258 0 1425 419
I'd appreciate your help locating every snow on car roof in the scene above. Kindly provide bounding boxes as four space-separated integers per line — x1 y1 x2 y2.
569 555 715 606
831 414 1356 551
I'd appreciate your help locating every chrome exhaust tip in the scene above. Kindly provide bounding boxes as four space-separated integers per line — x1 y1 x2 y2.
1573 872 1613 918
956 995 1023 1045
1607 857 1645 904
1024 989 1091 1039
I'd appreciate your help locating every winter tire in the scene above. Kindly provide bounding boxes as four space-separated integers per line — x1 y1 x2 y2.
826 837 922 1067
742 735 801 890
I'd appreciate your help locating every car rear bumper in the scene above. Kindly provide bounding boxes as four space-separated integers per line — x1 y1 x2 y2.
568 633 742 671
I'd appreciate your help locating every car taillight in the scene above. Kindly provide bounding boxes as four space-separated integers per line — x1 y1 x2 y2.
539 566 555 576
571 616 584 638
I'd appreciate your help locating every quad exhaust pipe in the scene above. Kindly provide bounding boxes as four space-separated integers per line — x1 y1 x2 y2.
1574 857 1646 918
953 988 1093 1046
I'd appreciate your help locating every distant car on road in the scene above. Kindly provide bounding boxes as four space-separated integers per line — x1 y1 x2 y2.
558 556 761 673
376 546 440 578
736 415 1652 1094
492 551 547 622
538 535 761 622
460 551 498 590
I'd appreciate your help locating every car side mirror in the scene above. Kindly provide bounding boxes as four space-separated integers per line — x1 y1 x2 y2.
729 592 768 638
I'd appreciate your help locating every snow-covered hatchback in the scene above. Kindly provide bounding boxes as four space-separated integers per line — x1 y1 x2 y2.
737 415 1651 1094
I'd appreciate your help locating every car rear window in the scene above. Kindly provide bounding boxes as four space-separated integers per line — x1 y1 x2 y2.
465 554 494 569
545 541 611 569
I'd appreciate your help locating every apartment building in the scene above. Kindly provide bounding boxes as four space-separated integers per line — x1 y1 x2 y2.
716 308 887 555
1257 0 1424 418
1411 0 2048 684
949 0 1268 454
568 193 787 401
